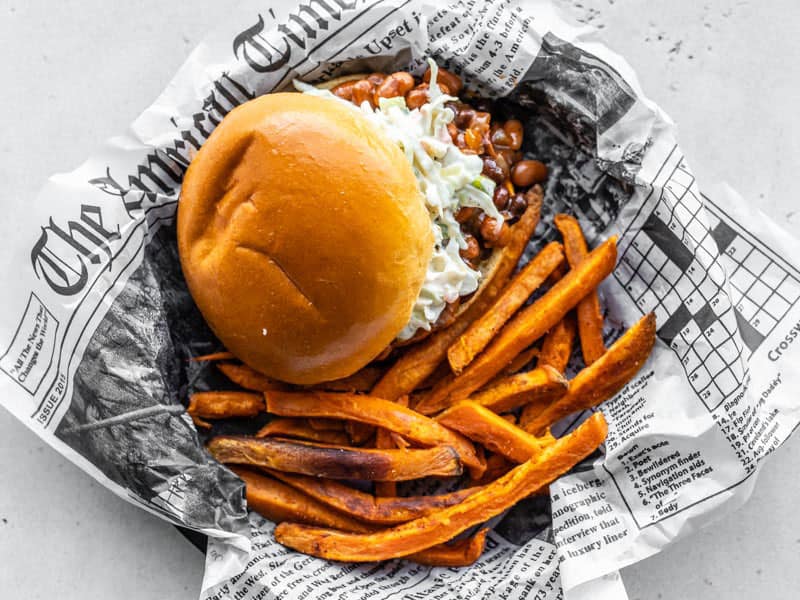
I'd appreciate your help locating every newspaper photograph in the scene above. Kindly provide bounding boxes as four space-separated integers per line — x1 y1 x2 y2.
1 0 799 598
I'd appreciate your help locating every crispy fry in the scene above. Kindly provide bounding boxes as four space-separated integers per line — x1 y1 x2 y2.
407 529 488 566
417 237 617 413
256 418 351 445
370 190 543 401
554 214 606 365
448 242 565 374
208 436 462 481
217 363 287 392
467 366 567 414
374 396 409 497
536 313 577 374
232 467 372 533
265 391 482 472
267 470 481 525
306 366 385 392
274 412 608 561
523 312 656 435
191 351 235 362
518 396 553 431
187 391 264 419
503 346 539 375
436 401 554 464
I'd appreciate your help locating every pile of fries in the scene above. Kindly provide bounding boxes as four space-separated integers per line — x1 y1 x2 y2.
189 194 656 565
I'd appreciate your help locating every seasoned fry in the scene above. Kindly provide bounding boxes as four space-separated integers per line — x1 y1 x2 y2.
274 412 608 561
417 237 617 413
407 529 488 567
208 436 462 481
522 312 656 435
374 396 409 498
265 391 482 472
503 346 539 375
232 467 373 533
436 401 554 464
447 242 565 373
536 313 577 374
467 366 567 413
187 391 264 419
217 363 287 392
267 470 481 525
370 190 543 401
191 351 235 362
306 366 385 392
256 418 351 445
554 214 606 365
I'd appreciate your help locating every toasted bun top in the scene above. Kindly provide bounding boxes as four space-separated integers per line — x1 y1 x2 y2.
178 93 432 384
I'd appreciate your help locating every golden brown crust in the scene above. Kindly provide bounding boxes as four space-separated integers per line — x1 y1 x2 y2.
178 93 432 384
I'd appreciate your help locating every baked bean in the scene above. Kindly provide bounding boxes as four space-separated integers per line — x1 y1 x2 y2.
471 111 491 134
331 80 356 101
454 107 475 129
376 72 415 99
455 206 478 223
480 217 510 247
510 160 548 187
504 119 524 150
351 80 375 107
490 123 511 147
460 235 481 262
464 128 483 153
423 67 463 95
492 185 510 211
481 157 505 184
508 192 528 217
405 84 429 109
367 72 386 86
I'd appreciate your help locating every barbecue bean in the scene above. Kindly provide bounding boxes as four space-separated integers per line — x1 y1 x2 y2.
423 67 463 95
376 72 415 99
510 160 548 187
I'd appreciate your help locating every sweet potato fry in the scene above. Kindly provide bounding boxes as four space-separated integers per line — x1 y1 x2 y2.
256 418 351 445
417 237 617 413
191 351 235 362
274 412 608 561
447 242 565 374
436 401 554 464
267 470 481 525
370 190 543 401
503 346 539 376
307 366 385 393
407 529 488 567
217 363 287 392
467 366 568 413
265 391 482 472
232 467 372 533
187 391 264 419
523 312 656 435
374 396 410 498
555 214 606 365
208 436 462 481
536 313 577 374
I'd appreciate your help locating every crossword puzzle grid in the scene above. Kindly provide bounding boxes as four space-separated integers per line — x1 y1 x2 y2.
615 159 800 411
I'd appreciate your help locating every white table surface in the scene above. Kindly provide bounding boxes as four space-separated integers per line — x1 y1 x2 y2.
1 1 798 598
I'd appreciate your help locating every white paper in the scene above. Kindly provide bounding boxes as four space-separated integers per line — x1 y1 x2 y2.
2 1 799 599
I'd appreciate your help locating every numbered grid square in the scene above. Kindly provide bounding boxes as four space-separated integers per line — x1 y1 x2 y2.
714 368 739 396
699 276 720 302
752 310 777 337
687 261 706 285
646 244 669 271
748 279 772 306
744 248 770 276
630 233 653 257
681 347 703 373
690 364 712 391
735 295 758 321
764 293 790 320
730 266 756 295
704 322 730 348
725 236 752 264
625 273 649 301
762 263 787 290
701 382 725 409
704 350 726 377
685 288 706 315
777 276 800 303
680 318 703 344
636 289 659 313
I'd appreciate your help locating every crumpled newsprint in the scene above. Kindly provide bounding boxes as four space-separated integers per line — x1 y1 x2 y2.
2 0 799 598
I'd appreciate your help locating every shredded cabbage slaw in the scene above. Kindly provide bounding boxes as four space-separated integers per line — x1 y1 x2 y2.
295 61 501 341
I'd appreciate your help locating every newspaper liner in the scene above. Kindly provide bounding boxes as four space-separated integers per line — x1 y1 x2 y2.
2 0 799 598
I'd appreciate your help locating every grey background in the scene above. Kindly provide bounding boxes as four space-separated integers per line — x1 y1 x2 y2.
0 1 798 598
